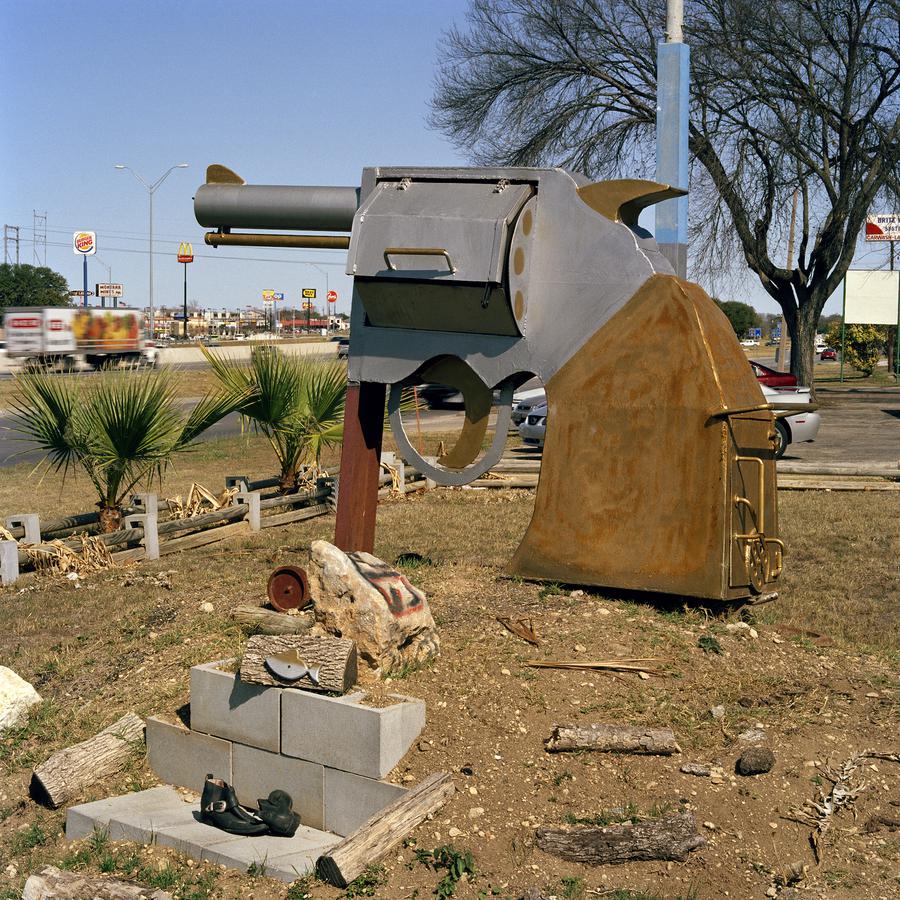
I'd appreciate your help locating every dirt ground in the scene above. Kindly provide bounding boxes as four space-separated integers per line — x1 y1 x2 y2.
0 487 897 900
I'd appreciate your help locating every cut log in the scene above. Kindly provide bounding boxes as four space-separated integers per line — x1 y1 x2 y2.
231 604 313 635
23 865 172 899
317 772 455 887
545 723 681 755
240 634 357 693
30 712 145 809
535 811 706 865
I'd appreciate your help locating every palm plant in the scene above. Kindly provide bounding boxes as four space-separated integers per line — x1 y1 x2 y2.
202 345 347 492
9 368 245 532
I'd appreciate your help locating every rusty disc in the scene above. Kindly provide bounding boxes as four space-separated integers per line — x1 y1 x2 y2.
267 565 310 611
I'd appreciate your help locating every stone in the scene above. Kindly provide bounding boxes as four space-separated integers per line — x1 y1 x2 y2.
680 763 712 777
725 622 757 638
737 728 767 745
710 705 726 720
736 747 776 776
306 540 440 674
0 666 42 733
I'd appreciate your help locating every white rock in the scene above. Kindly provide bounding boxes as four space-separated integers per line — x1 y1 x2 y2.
710 705 726 720
307 540 440 674
448 826 462 837
199 602 214 613
0 666 42 733
468 807 485 819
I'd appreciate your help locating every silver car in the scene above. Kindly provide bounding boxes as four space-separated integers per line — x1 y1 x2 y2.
761 384 821 458
518 401 548 446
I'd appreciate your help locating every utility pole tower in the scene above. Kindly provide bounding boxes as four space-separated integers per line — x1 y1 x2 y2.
33 211 47 266
3 225 20 265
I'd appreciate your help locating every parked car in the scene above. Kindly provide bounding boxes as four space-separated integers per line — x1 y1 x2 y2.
740 339 759 347
820 347 837 361
511 387 546 425
336 338 350 360
518 401 548 446
750 361 798 388
761 384 821 459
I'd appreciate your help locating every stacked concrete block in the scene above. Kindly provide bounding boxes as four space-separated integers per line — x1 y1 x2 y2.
145 659 425 837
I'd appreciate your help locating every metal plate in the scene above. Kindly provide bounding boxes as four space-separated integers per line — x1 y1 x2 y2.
266 565 310 611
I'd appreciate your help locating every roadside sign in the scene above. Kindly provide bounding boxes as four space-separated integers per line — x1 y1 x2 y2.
73 231 96 255
326 290 338 303
68 290 94 297
262 289 276 304
865 214 900 241
751 327 761 338
177 241 194 263
302 302 313 310
96 283 124 298
302 288 317 299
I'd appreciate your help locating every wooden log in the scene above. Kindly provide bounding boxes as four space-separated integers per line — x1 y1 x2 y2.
260 504 330 529
240 634 357 693
30 712 145 809
158 520 248 555
156 503 247 536
23 865 172 899
258 486 328 510
545 724 681 755
534 811 706 865
317 772 455 887
231 604 313 636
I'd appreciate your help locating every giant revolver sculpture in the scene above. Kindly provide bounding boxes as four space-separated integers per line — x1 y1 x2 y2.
195 164 783 601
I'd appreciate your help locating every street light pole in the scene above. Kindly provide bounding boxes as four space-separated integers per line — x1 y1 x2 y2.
114 163 188 340
309 262 330 333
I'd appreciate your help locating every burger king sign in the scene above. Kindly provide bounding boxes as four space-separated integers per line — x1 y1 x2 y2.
73 231 97 256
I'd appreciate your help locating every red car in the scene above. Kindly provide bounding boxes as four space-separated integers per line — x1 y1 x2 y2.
749 361 798 388
820 348 837 361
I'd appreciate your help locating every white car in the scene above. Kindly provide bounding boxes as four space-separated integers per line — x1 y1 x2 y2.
760 384 821 458
517 386 820 459
740 338 760 347
511 387 546 425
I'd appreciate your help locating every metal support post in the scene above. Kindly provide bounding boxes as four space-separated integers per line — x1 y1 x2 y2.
334 381 386 553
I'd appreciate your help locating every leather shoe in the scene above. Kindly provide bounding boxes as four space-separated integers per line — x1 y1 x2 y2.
200 774 268 836
257 789 301 837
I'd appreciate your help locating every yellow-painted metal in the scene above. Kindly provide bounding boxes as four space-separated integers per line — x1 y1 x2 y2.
204 232 350 250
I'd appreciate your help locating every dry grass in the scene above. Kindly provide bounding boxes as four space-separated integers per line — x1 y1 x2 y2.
0 484 897 898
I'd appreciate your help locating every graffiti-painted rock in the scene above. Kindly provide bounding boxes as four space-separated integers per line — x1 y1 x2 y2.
0 666 42 733
307 540 440 674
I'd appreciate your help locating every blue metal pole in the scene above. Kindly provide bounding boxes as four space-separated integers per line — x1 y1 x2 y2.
656 26 690 279
83 254 88 308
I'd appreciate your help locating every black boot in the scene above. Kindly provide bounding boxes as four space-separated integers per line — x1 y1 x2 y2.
257 789 301 837
200 775 269 836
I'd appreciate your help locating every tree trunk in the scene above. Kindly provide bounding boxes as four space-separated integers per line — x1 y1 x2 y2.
231 605 313 635
97 503 122 534
240 634 357 693
792 299 820 391
30 712 145 808
545 724 681 755
317 773 455 887
23 866 172 899
534 811 706 865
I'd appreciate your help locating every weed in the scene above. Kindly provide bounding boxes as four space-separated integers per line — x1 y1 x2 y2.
414 845 477 897
287 875 317 898
247 858 268 877
345 864 387 897
564 803 639 826
697 634 723 654
560 875 585 899
11 822 47 853
539 581 566 599
139 863 180 890
88 826 109 853
395 552 436 570
552 770 574 786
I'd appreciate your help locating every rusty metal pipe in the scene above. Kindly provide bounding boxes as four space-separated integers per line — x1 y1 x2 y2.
204 232 350 250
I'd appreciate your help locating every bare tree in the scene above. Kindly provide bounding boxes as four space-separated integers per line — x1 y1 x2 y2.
430 0 900 386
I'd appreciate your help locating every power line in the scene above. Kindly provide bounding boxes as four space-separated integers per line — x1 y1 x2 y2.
33 211 47 266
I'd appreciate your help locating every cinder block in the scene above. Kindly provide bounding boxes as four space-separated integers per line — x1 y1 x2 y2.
324 767 407 837
281 689 425 779
146 716 232 792
66 787 185 840
190 660 281 752
231 742 325 831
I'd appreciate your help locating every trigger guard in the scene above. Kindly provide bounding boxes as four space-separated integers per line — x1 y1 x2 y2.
388 382 515 486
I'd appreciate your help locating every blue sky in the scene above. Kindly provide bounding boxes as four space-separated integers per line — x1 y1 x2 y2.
0 1 887 319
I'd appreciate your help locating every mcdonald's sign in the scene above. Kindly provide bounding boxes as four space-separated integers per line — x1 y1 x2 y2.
177 242 194 263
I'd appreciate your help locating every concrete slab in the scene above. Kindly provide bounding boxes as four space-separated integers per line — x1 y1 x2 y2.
66 787 340 883
190 660 281 753
323 768 407 837
66 787 183 840
231 743 325 831
146 716 232 793
281 689 424 779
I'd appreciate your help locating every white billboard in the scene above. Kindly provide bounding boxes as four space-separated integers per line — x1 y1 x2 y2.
844 270 899 325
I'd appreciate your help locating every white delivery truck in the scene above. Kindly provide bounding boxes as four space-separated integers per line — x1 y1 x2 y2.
3 307 157 370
